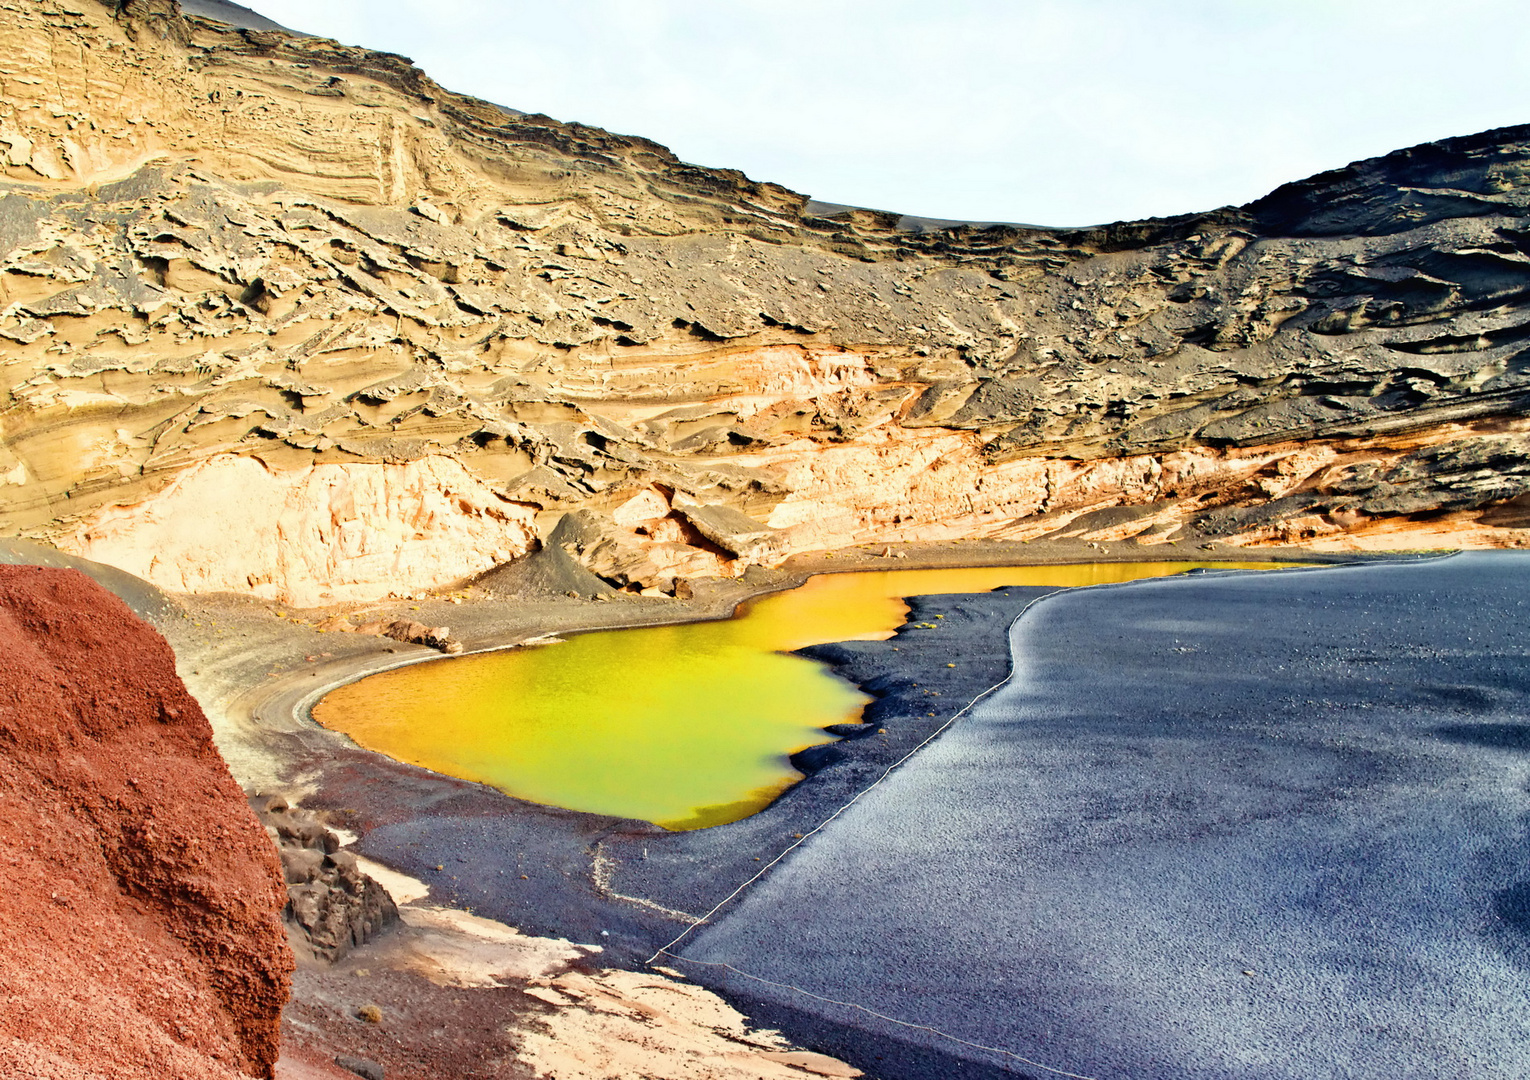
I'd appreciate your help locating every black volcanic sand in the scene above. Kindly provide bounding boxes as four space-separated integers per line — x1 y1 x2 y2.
675 553 1530 1080
17 534 1440 1078
319 583 1074 958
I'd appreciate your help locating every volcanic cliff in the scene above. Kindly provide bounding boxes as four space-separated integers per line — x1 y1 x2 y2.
2 0 1529 604
0 564 292 1078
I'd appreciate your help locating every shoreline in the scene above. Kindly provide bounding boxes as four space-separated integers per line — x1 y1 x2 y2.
6 534 1407 949
173 537 1363 811
160 539 1380 948
5 535 1438 1077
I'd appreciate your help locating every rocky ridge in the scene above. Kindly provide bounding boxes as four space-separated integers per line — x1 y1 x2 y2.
1 0 1529 603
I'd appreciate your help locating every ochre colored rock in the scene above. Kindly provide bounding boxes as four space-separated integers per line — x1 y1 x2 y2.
4 0 1530 605
58 455 537 608
0 565 292 1079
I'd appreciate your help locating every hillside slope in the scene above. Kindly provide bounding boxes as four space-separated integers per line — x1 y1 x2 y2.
2 0 1528 603
0 564 292 1078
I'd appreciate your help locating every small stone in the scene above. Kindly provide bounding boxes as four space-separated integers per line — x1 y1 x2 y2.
335 1054 385 1080
355 1003 383 1024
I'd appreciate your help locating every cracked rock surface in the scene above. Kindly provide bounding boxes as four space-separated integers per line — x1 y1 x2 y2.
257 798 399 965
3 0 1530 604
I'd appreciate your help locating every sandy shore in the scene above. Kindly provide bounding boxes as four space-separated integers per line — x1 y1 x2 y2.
152 537 1361 815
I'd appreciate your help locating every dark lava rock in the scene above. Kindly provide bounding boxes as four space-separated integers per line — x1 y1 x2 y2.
257 801 399 964
334 1055 385 1080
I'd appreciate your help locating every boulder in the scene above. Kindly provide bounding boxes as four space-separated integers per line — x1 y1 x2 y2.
674 502 788 565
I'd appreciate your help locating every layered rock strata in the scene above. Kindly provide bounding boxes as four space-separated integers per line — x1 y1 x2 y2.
0 564 292 1079
2 0 1529 603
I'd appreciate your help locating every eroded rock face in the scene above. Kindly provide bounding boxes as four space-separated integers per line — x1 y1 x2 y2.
2 0 1529 604
59 454 538 607
0 564 292 1079
256 800 399 964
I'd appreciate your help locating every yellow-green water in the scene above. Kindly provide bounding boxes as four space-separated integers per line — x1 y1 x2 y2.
313 561 1282 830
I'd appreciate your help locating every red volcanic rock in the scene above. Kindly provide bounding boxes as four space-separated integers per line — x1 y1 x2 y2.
0 566 293 1079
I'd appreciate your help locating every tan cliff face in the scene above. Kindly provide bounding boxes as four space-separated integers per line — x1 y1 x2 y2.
63 454 538 606
2 0 1530 604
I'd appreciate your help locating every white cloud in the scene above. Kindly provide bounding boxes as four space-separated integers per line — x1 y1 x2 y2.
247 0 1530 225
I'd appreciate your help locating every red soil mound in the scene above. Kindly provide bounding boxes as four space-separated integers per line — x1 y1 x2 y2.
0 566 293 1079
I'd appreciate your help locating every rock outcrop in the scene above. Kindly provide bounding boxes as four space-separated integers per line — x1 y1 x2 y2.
256 799 398 963
2 0 1529 604
0 564 292 1079
350 615 463 652
58 454 538 607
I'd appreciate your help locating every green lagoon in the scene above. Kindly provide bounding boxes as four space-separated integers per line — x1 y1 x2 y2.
313 562 1279 829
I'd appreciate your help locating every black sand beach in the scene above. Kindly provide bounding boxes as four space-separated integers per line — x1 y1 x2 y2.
678 553 1530 1079
26 537 1517 1078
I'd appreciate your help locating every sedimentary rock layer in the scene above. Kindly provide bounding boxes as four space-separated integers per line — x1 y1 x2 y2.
0 564 292 1078
2 0 1529 601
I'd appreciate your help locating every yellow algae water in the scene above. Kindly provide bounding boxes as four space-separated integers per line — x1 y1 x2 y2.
313 562 1284 830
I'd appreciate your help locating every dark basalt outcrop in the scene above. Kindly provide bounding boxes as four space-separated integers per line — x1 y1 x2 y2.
256 799 398 963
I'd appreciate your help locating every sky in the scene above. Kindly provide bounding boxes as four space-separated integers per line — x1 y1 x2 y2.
244 0 1530 228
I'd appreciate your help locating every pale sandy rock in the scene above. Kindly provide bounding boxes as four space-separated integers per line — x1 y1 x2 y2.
58 455 537 607
612 487 672 527
515 968 863 1080
675 501 788 565
351 857 430 906
395 905 592 988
